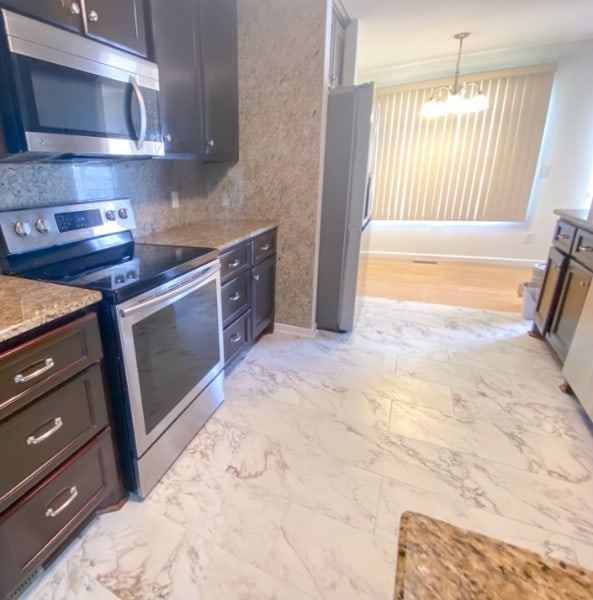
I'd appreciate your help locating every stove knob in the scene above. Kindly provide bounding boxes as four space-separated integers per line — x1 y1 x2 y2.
126 270 137 279
105 210 116 221
115 274 125 284
14 220 31 237
35 218 50 233
118 208 128 219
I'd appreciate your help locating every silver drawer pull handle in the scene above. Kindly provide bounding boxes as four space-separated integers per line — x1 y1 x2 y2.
260 243 271 251
253 274 260 281
14 358 55 384
45 486 78 518
27 417 63 446
578 245 593 253
229 292 241 302
557 233 571 240
579 281 590 287
230 333 242 343
228 259 241 268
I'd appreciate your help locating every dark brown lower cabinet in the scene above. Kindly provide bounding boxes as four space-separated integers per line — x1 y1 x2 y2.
220 228 277 372
0 313 125 599
533 247 567 336
546 260 592 362
252 255 276 339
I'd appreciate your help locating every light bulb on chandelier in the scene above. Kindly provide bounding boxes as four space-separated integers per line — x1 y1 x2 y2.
420 32 488 118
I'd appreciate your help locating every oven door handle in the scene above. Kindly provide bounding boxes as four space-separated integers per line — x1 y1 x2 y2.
118 262 220 319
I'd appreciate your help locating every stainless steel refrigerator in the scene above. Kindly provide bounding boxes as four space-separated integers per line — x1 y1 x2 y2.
316 82 374 332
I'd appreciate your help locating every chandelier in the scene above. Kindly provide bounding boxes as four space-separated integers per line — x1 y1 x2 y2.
421 32 488 118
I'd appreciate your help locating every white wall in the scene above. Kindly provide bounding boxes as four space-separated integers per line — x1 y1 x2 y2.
358 39 593 265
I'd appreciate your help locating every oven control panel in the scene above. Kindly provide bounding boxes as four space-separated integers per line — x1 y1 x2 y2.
0 199 136 255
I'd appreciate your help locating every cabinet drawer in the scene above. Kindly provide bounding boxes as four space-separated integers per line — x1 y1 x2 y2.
252 230 277 265
0 428 115 590
221 271 250 326
0 314 103 416
572 229 593 271
0 365 109 513
552 221 576 253
220 242 251 282
223 310 251 366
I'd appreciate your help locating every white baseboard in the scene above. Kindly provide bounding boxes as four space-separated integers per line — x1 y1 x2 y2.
360 250 543 267
273 322 318 338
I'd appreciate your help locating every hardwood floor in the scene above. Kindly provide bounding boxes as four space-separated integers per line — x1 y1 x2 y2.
357 256 534 313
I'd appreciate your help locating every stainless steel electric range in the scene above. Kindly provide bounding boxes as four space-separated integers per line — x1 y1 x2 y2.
0 199 225 498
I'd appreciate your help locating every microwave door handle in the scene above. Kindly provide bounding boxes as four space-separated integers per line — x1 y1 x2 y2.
130 76 147 150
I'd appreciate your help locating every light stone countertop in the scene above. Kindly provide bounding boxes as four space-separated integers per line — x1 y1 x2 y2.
554 209 593 233
0 275 101 345
394 512 593 599
137 220 278 252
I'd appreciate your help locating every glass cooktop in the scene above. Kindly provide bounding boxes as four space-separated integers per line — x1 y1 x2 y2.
23 241 218 304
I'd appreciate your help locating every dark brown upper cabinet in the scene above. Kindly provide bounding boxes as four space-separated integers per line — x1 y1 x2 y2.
197 0 238 162
150 0 238 161
0 0 81 32
82 0 148 57
0 0 149 57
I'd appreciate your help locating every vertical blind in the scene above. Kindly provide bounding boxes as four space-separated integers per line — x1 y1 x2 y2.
372 64 556 222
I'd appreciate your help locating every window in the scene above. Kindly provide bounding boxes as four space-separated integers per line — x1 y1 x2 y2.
372 64 556 222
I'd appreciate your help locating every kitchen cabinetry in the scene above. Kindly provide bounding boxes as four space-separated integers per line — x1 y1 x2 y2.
533 218 593 363
220 228 277 370
0 313 125 599
150 0 238 161
0 0 148 57
563 283 593 422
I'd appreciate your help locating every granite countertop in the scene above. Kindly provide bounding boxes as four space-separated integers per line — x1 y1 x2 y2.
395 512 593 599
554 209 593 232
0 275 102 345
137 220 278 252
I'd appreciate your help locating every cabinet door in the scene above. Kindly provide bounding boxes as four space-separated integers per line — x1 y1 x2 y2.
197 0 238 162
82 0 148 56
251 255 276 340
533 247 567 336
0 0 82 32
546 260 592 363
150 0 203 155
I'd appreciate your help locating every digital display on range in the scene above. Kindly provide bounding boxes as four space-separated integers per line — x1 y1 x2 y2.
55 209 103 232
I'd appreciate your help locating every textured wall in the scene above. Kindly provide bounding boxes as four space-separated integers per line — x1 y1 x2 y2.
0 0 329 329
203 0 329 329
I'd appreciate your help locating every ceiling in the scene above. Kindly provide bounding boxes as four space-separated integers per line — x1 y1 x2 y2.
342 0 593 73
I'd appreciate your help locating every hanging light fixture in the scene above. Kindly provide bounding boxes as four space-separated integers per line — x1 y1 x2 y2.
421 32 488 118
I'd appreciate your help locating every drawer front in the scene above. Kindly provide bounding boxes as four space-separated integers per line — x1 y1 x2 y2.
252 229 277 265
0 314 103 415
220 242 251 282
0 365 109 512
221 271 250 326
224 310 251 366
552 221 576 253
0 428 114 578
572 228 593 271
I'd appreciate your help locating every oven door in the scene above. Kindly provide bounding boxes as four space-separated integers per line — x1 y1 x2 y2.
1 9 163 157
115 260 223 457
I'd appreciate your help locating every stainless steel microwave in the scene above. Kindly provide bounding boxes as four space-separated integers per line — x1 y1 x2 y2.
0 9 164 160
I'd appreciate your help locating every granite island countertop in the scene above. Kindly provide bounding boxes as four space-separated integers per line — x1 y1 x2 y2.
554 209 593 233
137 220 278 252
0 275 101 345
395 512 593 600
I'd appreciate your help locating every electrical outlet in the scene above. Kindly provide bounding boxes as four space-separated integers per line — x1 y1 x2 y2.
171 191 179 209
523 231 534 245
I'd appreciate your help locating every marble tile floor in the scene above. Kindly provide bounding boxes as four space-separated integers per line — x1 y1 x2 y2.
24 297 593 599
